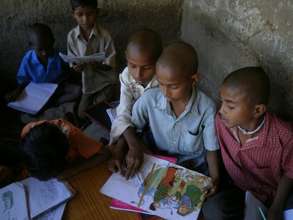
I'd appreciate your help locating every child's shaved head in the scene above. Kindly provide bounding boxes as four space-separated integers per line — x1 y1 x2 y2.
223 67 270 105
156 41 198 77
126 29 162 62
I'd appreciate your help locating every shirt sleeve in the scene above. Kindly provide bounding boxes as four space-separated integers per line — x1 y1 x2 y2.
103 34 116 70
67 33 77 67
282 133 293 179
202 104 219 151
17 54 31 85
109 74 134 144
131 93 149 131
67 125 103 159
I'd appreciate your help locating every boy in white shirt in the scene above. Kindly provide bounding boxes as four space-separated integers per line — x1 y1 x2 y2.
108 29 162 175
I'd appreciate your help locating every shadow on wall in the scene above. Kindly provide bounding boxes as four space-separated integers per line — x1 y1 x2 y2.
181 0 293 120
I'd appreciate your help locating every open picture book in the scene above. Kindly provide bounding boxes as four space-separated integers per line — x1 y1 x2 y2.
101 154 212 220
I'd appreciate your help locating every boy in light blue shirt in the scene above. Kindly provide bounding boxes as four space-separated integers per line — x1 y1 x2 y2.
129 42 220 195
127 42 227 220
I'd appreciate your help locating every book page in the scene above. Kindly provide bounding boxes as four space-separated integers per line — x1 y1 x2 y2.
34 203 67 220
0 183 29 220
59 52 105 64
20 177 74 218
101 154 212 220
8 82 58 115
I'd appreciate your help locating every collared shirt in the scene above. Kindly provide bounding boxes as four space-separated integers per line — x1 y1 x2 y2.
17 50 66 85
215 112 293 205
67 25 116 94
131 87 219 165
109 67 158 144
21 119 103 161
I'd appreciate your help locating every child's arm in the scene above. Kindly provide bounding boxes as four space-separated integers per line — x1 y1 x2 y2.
268 175 293 220
123 127 145 179
108 136 128 173
206 150 220 197
67 34 85 73
121 93 150 179
4 85 24 102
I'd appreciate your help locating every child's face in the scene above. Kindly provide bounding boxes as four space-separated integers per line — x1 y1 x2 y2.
31 36 54 62
219 85 255 128
73 6 97 31
156 65 197 103
126 49 156 85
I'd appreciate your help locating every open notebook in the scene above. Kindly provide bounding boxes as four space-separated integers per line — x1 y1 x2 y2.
0 177 74 220
8 82 58 115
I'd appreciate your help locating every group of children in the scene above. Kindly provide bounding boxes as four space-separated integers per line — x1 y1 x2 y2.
0 0 292 220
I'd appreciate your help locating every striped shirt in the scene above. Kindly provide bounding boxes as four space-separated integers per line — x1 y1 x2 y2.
216 112 293 205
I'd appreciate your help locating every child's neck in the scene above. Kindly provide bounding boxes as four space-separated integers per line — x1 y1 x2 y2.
80 26 93 42
170 94 192 118
237 115 265 145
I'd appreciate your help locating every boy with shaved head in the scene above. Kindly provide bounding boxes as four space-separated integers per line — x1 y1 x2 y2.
216 67 293 220
129 42 232 220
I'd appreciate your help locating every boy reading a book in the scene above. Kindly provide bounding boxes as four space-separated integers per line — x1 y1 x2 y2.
129 42 228 219
6 23 80 105
19 119 106 180
108 29 162 174
216 67 293 220
67 0 117 118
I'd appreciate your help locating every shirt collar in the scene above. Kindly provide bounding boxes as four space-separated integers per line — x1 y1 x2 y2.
128 73 158 89
76 24 99 40
155 87 200 116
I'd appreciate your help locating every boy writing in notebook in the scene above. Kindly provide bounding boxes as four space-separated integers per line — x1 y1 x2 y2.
108 29 162 174
67 0 117 118
216 67 293 220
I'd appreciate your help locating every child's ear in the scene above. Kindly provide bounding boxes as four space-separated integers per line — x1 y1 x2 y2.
253 104 267 118
191 72 200 86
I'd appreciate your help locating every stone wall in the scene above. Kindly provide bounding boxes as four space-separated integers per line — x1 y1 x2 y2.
0 0 183 83
181 0 293 119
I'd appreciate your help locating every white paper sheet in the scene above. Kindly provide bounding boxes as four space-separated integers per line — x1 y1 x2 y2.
8 82 58 115
284 209 293 220
101 154 212 220
34 203 67 220
59 52 105 64
0 183 29 220
21 177 74 219
106 107 117 123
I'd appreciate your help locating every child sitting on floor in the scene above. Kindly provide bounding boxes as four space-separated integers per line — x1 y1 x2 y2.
108 29 162 174
6 23 80 105
216 67 293 220
19 119 106 180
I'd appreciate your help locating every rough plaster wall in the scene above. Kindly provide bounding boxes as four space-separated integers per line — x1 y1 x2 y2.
181 0 293 119
0 0 183 84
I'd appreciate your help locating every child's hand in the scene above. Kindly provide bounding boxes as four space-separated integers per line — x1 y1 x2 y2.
5 87 23 102
124 145 144 180
72 63 85 72
205 177 220 197
107 138 127 173
267 204 283 220
0 166 13 186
